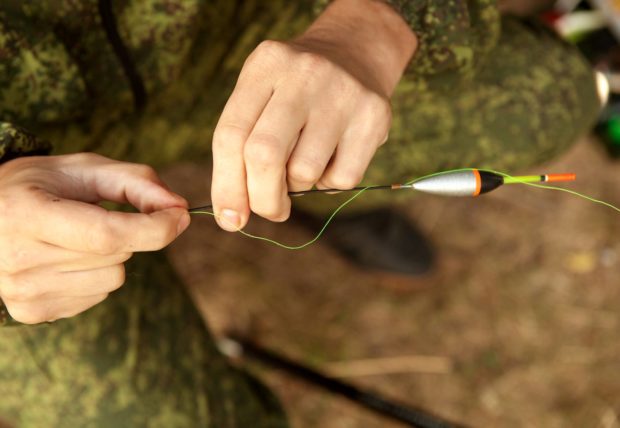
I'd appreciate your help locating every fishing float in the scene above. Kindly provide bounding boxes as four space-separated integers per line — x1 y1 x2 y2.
403 169 576 197
188 169 576 212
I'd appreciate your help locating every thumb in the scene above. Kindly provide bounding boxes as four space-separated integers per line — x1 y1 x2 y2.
31 201 192 253
58 154 188 213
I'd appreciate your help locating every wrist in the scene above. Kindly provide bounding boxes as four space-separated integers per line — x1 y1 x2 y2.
302 0 417 95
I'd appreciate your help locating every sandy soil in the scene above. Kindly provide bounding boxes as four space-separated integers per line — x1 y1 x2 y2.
164 138 620 428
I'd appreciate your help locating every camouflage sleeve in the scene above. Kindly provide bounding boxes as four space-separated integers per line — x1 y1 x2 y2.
0 122 52 163
315 0 500 78
0 7 88 125
0 4 86 167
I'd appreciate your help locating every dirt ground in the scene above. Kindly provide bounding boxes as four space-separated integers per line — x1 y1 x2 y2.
164 137 620 428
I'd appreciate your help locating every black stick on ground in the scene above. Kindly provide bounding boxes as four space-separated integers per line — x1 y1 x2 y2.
225 335 465 428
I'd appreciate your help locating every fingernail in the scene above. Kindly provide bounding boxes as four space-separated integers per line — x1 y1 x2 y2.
219 209 240 232
177 212 191 235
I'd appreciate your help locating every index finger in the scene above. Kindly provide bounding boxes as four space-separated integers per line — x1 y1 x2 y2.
211 66 274 231
26 194 188 254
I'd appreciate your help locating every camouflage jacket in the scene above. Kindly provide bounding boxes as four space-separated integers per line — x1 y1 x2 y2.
0 0 498 326
0 0 498 163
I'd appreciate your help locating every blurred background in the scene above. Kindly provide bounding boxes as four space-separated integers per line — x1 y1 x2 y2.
164 2 620 427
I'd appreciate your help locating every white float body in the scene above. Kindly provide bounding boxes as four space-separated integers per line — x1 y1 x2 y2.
411 171 478 197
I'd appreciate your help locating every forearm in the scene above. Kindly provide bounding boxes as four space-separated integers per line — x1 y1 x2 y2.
315 0 500 79
302 0 417 96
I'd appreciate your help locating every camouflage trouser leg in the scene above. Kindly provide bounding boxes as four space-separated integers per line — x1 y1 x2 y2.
0 252 287 428
294 17 601 214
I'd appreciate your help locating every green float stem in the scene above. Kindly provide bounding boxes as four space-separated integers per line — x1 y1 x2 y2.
502 175 542 184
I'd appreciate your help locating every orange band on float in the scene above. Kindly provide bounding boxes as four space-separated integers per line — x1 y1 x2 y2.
546 173 576 183
473 169 482 196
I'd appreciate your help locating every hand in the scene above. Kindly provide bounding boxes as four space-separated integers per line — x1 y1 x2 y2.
0 153 190 324
211 0 417 231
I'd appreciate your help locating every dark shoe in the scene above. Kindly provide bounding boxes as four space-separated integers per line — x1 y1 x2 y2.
293 207 434 276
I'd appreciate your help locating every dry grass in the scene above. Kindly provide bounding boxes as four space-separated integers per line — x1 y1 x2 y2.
165 138 620 428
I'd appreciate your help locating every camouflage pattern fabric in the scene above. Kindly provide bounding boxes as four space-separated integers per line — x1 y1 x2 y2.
380 0 500 77
0 0 599 426
0 253 287 427
0 123 51 163
315 0 500 79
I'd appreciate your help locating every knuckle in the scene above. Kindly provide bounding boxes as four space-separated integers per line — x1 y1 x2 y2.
254 40 286 57
272 211 291 223
152 222 177 250
246 40 287 67
9 305 49 325
249 198 290 222
327 171 363 190
379 132 390 147
133 164 158 181
93 293 110 308
213 125 247 152
364 95 392 145
0 207 19 241
109 265 126 291
298 51 331 73
374 118 391 147
367 93 392 120
297 53 338 89
0 256 11 275
288 158 322 184
379 100 392 124
0 247 28 274
58 294 109 320
87 293 110 314
1 275 39 302
87 222 121 255
244 134 286 167
254 206 290 223
379 113 392 133
68 152 103 165
118 252 133 264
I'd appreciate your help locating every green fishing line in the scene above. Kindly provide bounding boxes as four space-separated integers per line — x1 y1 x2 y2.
483 169 620 214
190 186 372 250
190 168 620 248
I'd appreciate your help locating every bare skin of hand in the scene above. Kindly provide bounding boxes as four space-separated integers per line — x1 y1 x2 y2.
0 153 190 324
211 0 417 231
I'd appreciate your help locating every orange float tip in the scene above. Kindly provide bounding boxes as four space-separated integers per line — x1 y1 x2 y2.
546 173 576 183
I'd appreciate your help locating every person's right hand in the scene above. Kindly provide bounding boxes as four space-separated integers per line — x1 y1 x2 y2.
0 153 190 324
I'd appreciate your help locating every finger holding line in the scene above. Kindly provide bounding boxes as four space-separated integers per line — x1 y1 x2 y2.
318 100 391 190
27 195 189 255
211 67 275 231
244 89 308 222
286 111 344 192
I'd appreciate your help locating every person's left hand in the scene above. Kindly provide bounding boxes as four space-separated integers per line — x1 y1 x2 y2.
211 0 417 231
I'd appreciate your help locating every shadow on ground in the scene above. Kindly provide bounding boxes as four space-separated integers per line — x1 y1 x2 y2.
164 138 620 428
